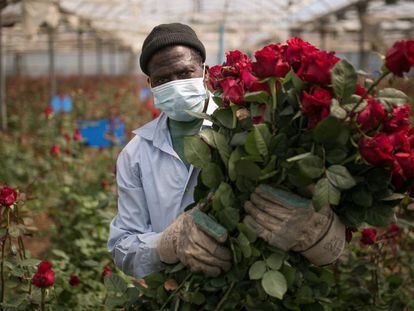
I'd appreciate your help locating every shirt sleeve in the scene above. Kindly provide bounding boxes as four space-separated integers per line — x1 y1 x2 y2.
107 148 165 278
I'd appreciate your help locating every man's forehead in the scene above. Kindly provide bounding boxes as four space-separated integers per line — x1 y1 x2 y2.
148 46 196 75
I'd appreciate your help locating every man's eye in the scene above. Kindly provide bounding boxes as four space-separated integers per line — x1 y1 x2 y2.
178 71 191 78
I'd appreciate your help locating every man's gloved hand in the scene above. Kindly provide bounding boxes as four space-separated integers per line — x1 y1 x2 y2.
244 184 346 266
156 210 232 277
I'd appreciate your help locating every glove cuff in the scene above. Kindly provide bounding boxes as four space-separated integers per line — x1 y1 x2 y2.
156 216 183 264
300 212 346 266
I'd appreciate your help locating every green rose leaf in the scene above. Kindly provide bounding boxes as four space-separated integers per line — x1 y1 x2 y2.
245 131 260 156
249 260 267 280
213 131 231 167
313 178 341 211
331 59 357 101
238 232 252 258
184 136 211 168
199 129 216 147
213 108 235 129
261 270 288 299
201 163 223 189
265 251 285 270
378 88 409 107
326 148 348 164
104 274 128 293
330 98 347 119
326 165 356 190
297 155 324 179
244 91 271 104
237 223 257 243
254 124 271 158
216 182 235 207
237 159 261 180
313 117 350 146
228 148 242 181
217 207 240 231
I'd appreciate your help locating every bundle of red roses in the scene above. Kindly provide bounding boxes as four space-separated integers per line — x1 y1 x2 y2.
134 38 413 310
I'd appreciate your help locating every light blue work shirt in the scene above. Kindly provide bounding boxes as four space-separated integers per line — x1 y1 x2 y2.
108 100 217 278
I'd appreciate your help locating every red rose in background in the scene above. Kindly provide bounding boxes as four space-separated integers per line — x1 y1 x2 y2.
208 65 223 91
44 106 53 118
69 275 81 287
252 43 290 78
391 158 407 188
384 104 410 133
387 223 400 235
32 261 55 288
73 129 82 142
385 39 414 77
102 266 113 277
285 37 317 71
297 50 339 84
359 133 394 166
357 99 386 131
50 144 60 156
301 87 332 128
0 186 17 206
221 77 245 105
360 228 377 245
63 134 71 142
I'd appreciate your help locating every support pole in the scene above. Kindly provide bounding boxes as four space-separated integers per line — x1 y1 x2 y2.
48 26 56 101
111 42 117 76
356 2 368 70
218 23 224 64
0 11 6 131
77 29 84 85
96 37 103 76
318 20 327 50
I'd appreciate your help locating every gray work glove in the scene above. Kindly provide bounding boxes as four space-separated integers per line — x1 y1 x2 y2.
244 184 346 266
156 209 232 277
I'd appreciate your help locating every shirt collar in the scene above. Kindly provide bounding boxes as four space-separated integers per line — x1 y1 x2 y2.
132 92 218 143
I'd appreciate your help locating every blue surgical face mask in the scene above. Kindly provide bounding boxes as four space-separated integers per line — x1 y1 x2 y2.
151 64 207 122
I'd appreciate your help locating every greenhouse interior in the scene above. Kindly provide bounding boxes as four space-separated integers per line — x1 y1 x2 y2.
0 0 413 310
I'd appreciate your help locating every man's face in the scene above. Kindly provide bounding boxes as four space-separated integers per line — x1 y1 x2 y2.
147 45 205 88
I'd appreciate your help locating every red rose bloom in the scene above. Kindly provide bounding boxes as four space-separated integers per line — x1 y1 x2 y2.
208 65 223 91
395 151 414 179
224 50 249 67
357 99 386 131
391 157 407 188
102 266 113 277
407 128 414 148
388 131 410 153
252 43 290 78
73 129 82 142
239 69 258 90
301 87 332 128
360 228 377 245
44 106 53 118
385 39 414 77
384 104 410 133
221 77 245 105
69 274 81 287
32 261 55 288
387 223 400 235
0 187 17 206
285 37 317 71
354 83 368 97
50 144 60 156
297 50 339 84
359 133 394 166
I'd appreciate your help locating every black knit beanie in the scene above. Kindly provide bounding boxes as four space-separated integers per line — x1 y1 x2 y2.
139 23 206 75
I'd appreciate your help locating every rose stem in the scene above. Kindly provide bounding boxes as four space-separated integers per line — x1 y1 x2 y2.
213 281 236 311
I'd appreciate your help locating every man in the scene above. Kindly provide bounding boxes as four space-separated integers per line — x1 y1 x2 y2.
108 23 346 279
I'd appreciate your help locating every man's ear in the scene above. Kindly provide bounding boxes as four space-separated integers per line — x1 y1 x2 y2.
146 76 151 87
204 65 209 83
